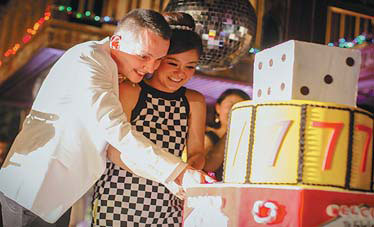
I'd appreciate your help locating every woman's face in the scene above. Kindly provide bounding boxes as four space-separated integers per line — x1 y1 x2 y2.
216 94 247 126
150 49 199 92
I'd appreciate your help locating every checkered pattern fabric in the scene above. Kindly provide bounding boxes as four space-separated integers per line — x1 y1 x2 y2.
92 81 189 226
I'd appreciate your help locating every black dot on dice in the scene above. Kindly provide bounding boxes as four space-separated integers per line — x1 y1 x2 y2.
280 82 285 91
346 57 354 66
300 86 309 96
281 54 286 62
267 87 271 95
257 89 262 98
324 75 333 84
258 62 263 70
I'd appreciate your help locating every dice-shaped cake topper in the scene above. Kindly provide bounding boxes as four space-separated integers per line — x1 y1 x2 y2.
253 40 361 106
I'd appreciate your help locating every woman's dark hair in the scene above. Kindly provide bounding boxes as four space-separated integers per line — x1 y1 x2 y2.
216 89 251 105
162 12 203 56
210 89 251 128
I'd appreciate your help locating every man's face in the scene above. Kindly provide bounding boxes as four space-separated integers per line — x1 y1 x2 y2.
110 29 170 83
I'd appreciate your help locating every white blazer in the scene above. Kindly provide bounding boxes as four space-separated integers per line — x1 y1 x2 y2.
0 38 186 223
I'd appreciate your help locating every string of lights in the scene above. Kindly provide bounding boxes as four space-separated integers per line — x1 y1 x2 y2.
249 34 374 55
54 4 116 24
0 4 123 69
0 6 51 68
328 34 374 48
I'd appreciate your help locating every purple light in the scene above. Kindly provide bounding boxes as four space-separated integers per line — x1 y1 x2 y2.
185 74 252 105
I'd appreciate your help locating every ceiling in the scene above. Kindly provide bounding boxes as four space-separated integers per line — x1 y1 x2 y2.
185 74 252 105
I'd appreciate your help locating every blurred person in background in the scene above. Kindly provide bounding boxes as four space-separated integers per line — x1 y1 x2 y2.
203 89 250 181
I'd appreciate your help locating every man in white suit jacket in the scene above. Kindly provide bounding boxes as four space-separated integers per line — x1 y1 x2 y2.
0 9 209 226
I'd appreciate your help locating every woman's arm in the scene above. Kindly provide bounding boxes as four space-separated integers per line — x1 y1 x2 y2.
203 133 226 172
204 131 215 153
185 89 207 170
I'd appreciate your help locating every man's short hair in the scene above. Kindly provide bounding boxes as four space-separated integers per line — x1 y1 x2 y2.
115 9 172 40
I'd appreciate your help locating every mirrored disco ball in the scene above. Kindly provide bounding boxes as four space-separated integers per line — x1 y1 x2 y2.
165 0 257 72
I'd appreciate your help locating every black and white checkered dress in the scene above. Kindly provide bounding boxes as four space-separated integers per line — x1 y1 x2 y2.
92 81 189 227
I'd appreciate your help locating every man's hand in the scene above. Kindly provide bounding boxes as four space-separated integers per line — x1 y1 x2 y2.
166 166 216 200
175 166 216 188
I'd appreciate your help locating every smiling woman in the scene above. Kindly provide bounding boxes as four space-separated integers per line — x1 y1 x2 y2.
148 49 199 92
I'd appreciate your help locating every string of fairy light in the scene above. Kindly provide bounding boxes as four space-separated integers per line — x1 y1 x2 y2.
1 4 374 69
54 5 116 23
0 7 52 68
327 35 373 48
249 34 374 54
0 4 118 69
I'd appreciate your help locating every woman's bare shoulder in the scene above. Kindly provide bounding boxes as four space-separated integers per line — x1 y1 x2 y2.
185 88 205 104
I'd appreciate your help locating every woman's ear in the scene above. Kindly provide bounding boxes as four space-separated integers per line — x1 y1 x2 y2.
215 103 221 115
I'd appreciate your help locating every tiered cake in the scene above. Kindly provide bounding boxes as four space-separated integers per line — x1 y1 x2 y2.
183 40 374 227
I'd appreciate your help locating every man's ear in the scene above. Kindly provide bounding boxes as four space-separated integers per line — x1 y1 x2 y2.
110 35 122 50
